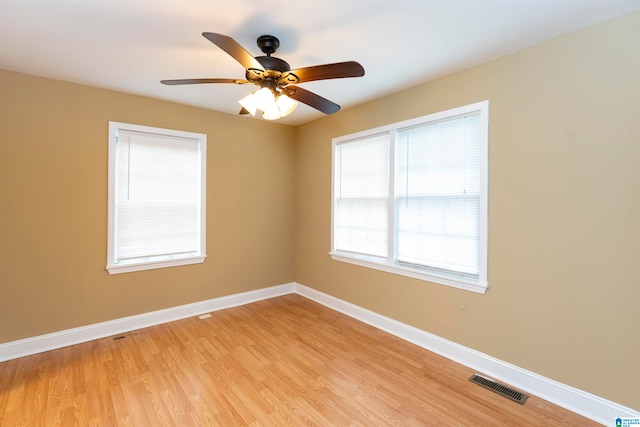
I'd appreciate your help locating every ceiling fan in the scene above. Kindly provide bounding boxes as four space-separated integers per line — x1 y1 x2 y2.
161 33 365 120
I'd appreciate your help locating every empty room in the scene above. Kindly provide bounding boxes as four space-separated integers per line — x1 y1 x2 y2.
1 1 638 426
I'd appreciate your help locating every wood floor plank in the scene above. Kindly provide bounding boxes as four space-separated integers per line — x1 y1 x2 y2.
0 294 602 426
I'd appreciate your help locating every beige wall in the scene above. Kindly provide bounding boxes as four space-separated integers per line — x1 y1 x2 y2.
0 70 296 342
1 12 638 411
295 12 639 409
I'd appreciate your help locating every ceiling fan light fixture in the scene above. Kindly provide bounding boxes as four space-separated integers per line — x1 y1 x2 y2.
254 87 277 111
238 93 258 116
239 87 298 120
262 107 282 121
276 94 297 117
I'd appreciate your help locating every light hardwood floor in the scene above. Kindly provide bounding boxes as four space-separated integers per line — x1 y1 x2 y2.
0 294 601 426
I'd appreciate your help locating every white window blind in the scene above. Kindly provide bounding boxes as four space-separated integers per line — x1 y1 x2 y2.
331 101 488 293
396 112 481 277
107 122 206 274
334 133 389 258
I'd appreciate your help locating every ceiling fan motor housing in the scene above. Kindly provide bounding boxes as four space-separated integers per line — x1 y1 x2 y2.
246 35 294 88
254 55 290 72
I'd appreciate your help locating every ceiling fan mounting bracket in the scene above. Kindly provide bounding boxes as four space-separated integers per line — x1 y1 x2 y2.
257 35 279 55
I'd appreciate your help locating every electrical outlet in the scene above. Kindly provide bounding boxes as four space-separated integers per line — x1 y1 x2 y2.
198 313 211 319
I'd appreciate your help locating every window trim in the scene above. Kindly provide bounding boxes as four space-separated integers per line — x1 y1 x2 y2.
330 101 489 294
107 121 207 275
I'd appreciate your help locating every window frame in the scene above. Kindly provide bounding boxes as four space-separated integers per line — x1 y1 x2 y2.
107 121 207 275
330 101 489 294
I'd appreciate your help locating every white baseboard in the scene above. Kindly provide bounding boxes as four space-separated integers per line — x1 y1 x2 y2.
294 283 639 425
1 281 637 425
0 283 295 362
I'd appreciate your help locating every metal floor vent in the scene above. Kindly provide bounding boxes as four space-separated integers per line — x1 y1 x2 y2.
469 374 529 404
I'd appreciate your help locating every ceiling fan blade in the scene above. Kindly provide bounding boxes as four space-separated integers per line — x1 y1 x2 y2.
283 61 364 84
202 32 265 71
161 78 248 85
282 86 340 115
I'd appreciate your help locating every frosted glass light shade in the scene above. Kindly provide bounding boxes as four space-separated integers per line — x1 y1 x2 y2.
254 88 277 111
238 93 258 116
262 108 281 120
276 94 297 117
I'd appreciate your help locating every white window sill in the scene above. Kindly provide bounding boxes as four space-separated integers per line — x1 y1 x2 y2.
107 255 206 275
329 252 488 294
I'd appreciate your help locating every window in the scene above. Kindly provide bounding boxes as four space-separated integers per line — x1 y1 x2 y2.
331 101 488 293
107 122 206 274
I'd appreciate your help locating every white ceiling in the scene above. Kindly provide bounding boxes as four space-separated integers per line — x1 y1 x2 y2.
1 0 638 125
